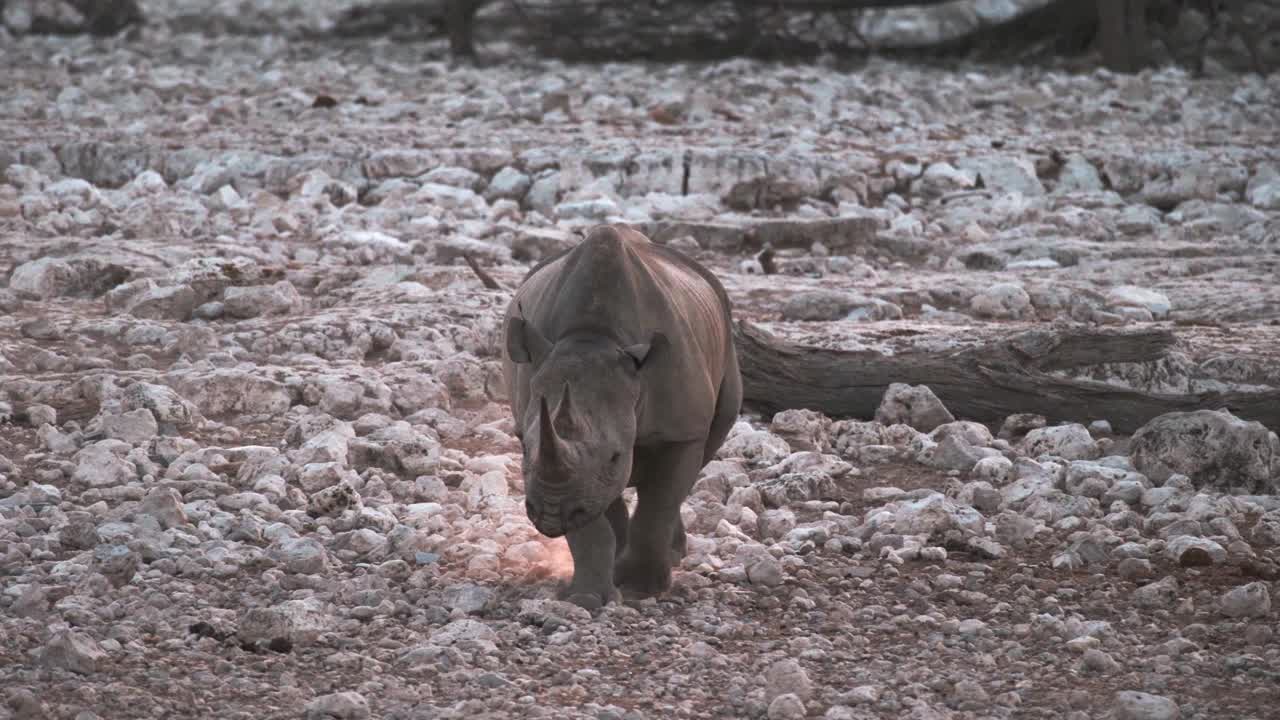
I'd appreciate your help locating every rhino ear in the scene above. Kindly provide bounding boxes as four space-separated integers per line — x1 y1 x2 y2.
621 332 667 371
507 313 551 364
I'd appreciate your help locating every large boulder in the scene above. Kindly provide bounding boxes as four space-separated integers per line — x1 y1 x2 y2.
484 166 532 202
1053 154 1105 194
9 257 79 299
969 283 1033 320
1114 691 1180 720
1019 424 1099 461
891 492 985 537
780 290 901 322
770 409 831 453
1128 410 1279 494
121 382 199 429
40 630 107 675
238 598 335 647
1246 162 1280 210
1220 582 1271 619
1137 157 1249 210
874 383 954 433
222 281 303 319
955 155 1045 197
1105 286 1171 320
127 284 198 321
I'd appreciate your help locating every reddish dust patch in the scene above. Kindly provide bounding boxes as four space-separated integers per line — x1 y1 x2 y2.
538 537 576 580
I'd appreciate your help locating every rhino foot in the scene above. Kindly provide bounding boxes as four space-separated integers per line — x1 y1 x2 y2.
560 513 621 610
614 550 672 599
559 583 620 611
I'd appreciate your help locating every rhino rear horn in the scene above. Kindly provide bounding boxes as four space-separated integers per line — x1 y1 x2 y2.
621 332 667 370
538 395 560 462
553 382 577 437
507 313 552 364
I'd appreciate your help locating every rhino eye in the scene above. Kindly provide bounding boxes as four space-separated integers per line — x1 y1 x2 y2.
609 452 621 465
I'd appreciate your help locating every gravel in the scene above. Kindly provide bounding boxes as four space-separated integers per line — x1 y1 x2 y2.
1 2 1279 718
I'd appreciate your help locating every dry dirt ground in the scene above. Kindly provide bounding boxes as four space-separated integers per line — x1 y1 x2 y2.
2 3 1280 720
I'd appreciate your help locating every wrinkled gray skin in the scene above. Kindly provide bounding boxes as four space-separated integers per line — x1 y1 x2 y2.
502 224 742 609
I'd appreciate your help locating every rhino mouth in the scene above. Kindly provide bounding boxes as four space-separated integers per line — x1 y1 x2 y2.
534 523 566 539
525 498 595 537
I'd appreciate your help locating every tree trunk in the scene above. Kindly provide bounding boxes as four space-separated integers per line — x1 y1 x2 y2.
1097 0 1150 72
733 321 1280 434
921 0 1100 59
447 0 479 60
70 0 145 35
325 1 448 39
1097 0 1128 70
15 0 144 35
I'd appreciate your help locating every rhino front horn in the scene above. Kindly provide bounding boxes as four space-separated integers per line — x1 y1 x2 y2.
553 382 577 437
538 395 560 461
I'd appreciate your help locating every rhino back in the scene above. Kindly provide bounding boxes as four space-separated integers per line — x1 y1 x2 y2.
506 227 734 444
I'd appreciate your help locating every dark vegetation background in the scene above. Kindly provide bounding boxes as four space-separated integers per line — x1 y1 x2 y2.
3 0 1278 75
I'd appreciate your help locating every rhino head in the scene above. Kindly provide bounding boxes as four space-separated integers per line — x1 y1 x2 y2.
507 310 664 537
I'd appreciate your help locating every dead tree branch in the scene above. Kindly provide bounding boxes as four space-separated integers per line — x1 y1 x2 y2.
733 321 1280 433
463 254 505 290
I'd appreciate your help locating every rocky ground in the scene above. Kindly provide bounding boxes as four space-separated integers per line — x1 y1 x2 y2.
3 3 1280 719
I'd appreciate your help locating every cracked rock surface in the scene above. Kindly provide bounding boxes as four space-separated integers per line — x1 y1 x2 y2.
2 2 1279 719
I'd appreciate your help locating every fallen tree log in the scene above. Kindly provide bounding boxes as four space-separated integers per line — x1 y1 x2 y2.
641 217 890 256
5 0 144 36
325 0 449 38
733 320 1280 434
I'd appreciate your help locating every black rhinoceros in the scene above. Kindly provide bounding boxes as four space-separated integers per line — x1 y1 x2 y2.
502 224 742 608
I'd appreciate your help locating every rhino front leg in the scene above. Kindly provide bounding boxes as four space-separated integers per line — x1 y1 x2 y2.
615 440 703 598
605 496 629 559
560 512 620 611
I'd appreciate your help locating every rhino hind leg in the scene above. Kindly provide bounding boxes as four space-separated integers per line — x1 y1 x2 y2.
615 440 704 598
702 351 744 465
605 496 629 558
671 515 687 563
560 513 621 610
